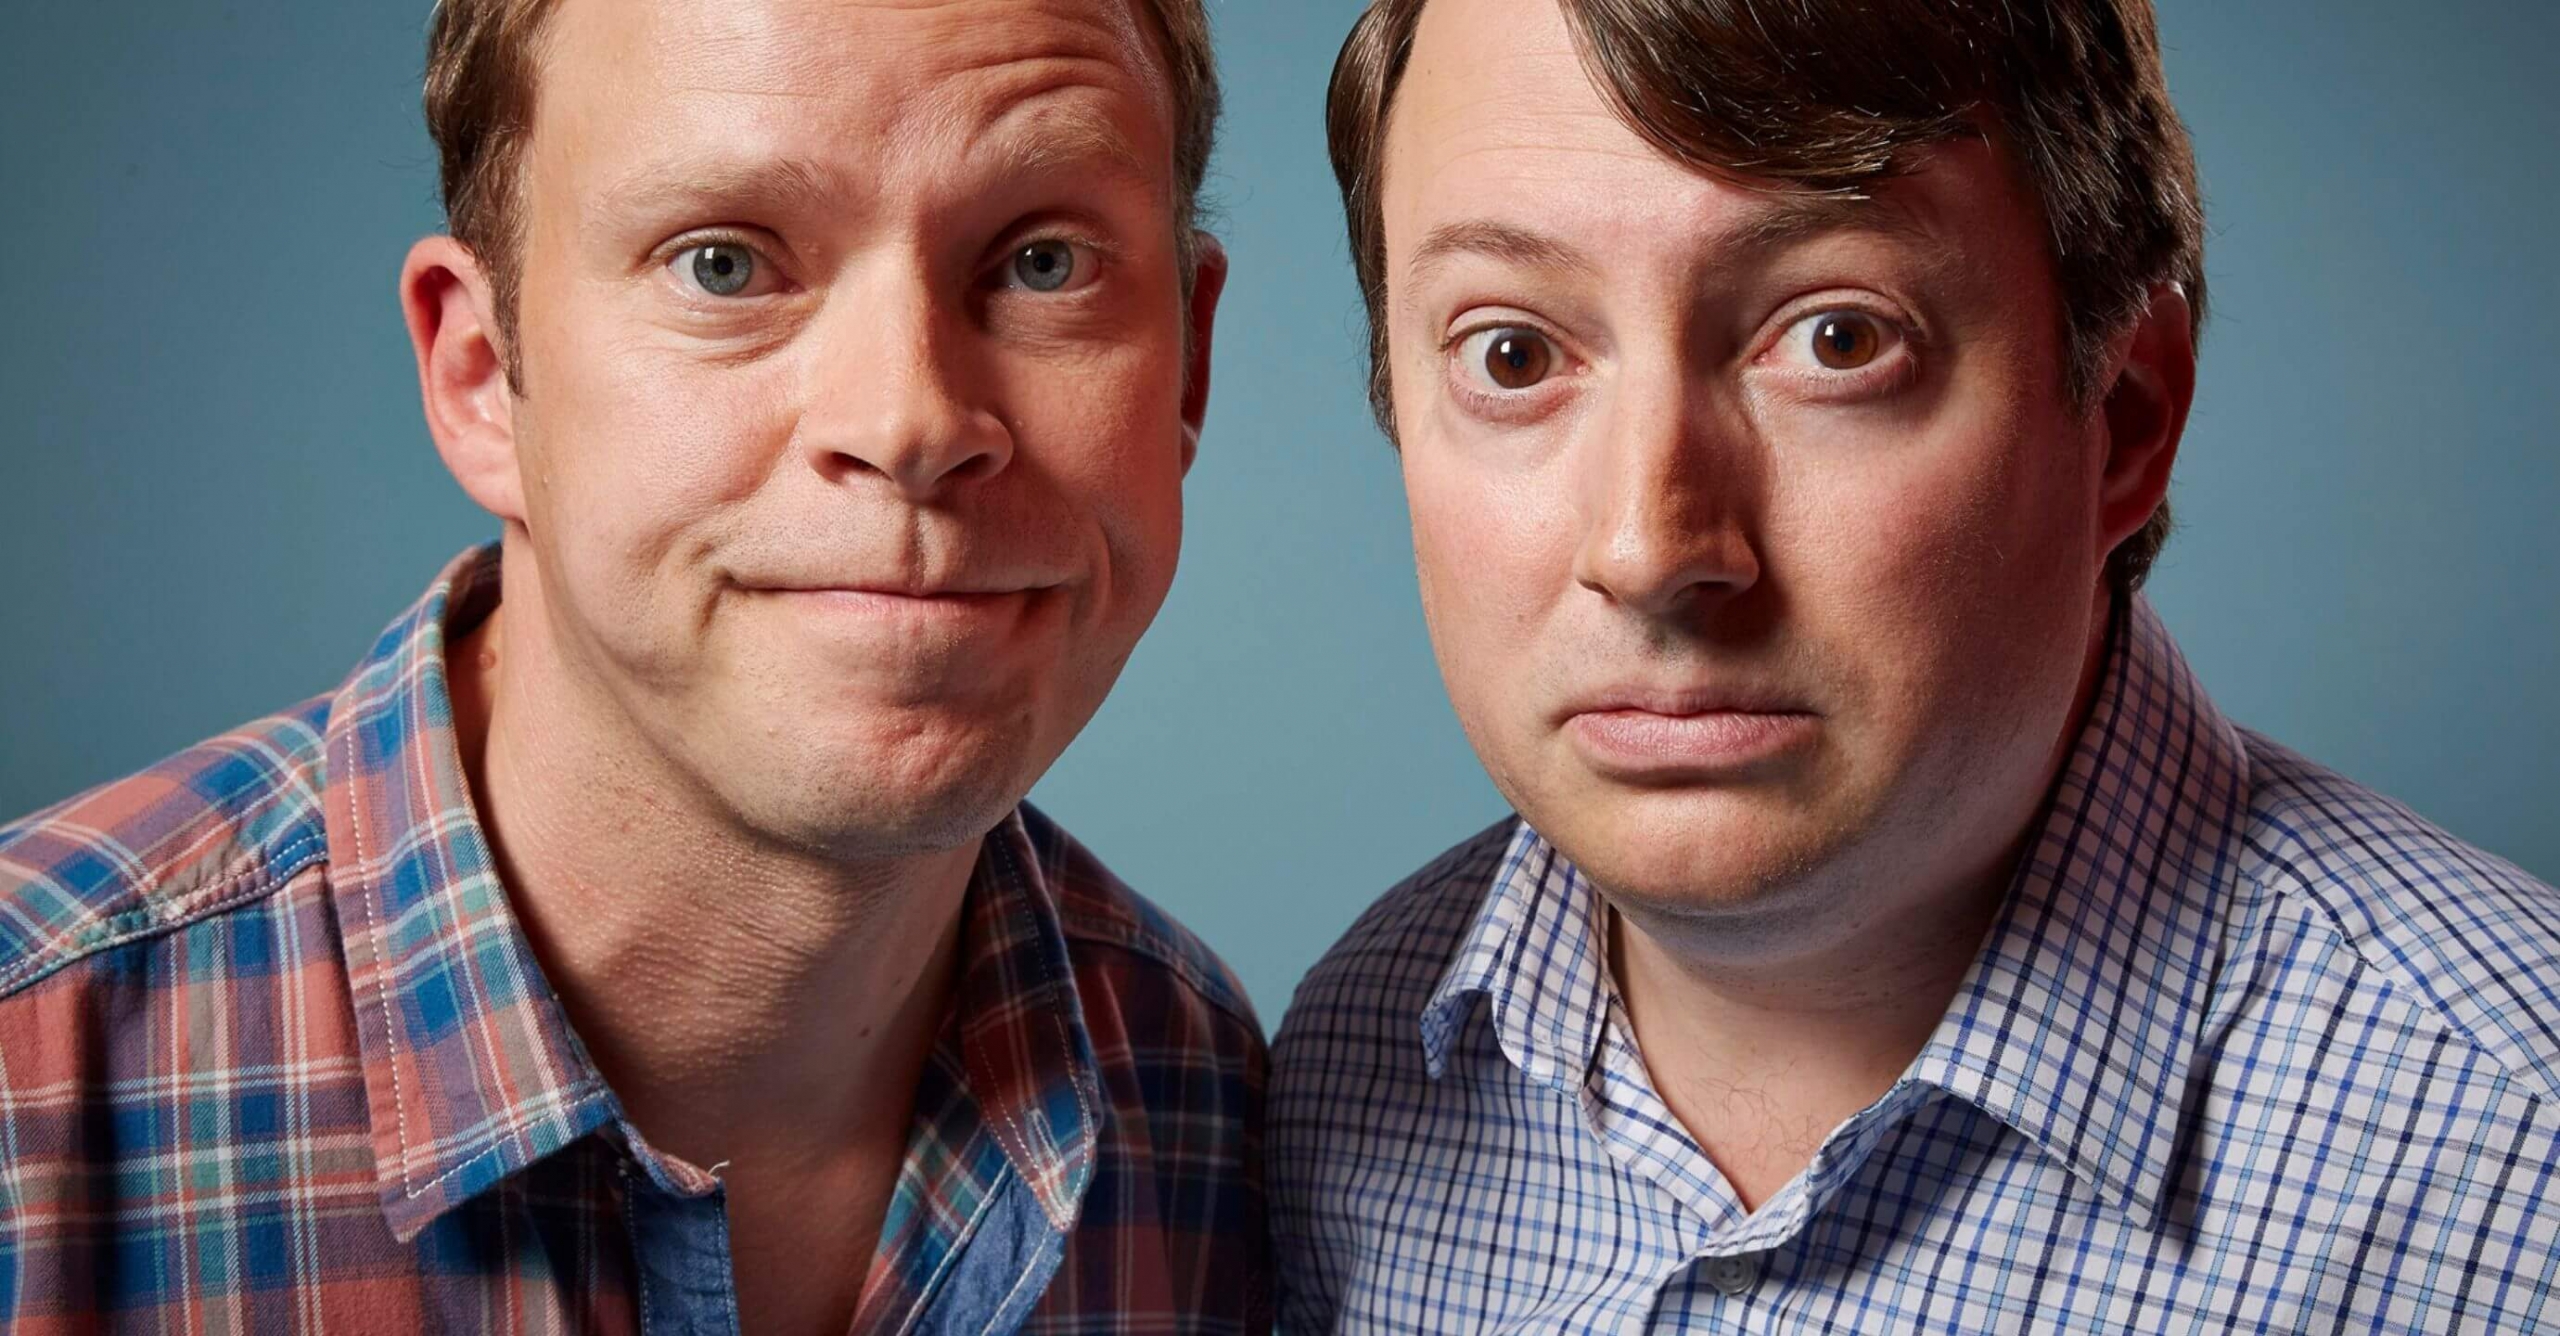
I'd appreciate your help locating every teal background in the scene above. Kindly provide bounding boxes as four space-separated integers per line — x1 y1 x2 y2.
3 2 2553 1021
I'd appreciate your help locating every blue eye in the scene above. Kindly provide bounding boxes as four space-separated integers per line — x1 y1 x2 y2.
684 244 757 297
1011 240 1077 292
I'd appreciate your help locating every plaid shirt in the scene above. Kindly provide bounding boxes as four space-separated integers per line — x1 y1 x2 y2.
1271 596 2560 1333
0 546 1269 1334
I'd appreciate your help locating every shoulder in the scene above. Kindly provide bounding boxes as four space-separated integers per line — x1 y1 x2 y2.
1263 817 1514 1329
2237 730 2560 1102
1016 803 1263 1050
0 697 335 1002
1270 816 1518 1074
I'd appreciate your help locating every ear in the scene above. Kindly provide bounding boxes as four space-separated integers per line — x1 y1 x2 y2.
1177 232 1229 476
401 236 526 523
2093 283 2197 562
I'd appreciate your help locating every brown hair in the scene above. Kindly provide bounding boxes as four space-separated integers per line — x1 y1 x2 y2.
424 0 1221 385
1327 0 2206 592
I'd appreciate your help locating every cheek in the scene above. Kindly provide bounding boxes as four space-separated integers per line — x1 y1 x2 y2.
513 345 797 646
1010 347 1190 625
517 285 792 554
1403 446 1574 734
1774 406 2098 734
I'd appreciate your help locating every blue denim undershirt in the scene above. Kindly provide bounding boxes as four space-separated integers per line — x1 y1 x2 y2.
613 1127 1071 1335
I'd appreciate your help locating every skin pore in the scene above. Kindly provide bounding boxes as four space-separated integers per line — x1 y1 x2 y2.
400 0 1224 1330
1381 0 2190 1209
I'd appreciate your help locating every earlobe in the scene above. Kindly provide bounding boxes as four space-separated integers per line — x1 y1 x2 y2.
1177 233 1230 477
400 236 525 523
2095 284 2197 560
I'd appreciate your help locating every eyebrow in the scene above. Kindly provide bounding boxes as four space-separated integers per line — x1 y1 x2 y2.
1723 189 1932 251
1405 220 1595 289
977 104 1155 190
594 155 840 227
1401 189 1935 290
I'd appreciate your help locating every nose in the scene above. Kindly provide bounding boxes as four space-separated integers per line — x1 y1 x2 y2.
797 272 1014 500
1571 372 1763 619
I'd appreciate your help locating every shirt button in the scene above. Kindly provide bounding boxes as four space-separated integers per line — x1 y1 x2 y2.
1704 1252 1765 1297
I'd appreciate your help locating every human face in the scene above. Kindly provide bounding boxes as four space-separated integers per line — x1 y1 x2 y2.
1381 0 2125 925
501 0 1212 856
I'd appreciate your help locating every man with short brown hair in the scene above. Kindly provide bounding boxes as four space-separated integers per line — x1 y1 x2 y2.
1271 0 2560 1330
0 1 1265 1331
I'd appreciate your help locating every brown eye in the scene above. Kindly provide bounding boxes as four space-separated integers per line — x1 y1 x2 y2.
1809 312 1884 370
1480 328 1553 390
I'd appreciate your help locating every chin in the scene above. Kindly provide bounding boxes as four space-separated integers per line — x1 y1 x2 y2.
717 706 1051 860
744 765 1027 861
1512 777 1871 914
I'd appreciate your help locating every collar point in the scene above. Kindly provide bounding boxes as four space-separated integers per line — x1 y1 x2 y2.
1417 992 1472 1081
2093 1164 2174 1232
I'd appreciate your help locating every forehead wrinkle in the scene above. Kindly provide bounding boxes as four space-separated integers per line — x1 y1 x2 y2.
558 0 1166 159
972 90 1165 199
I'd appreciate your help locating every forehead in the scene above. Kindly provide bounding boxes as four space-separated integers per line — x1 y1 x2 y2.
1381 0 2028 283
529 0 1173 188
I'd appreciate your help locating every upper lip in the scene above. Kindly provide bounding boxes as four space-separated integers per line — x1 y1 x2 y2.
1555 685 1812 720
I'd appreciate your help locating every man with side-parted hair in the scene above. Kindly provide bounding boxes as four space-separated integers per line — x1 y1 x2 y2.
1270 0 2560 1330
0 1 1266 1331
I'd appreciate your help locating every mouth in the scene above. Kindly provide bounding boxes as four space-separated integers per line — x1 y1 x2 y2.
1558 688 1818 778
739 580 1058 632
771 585 1032 605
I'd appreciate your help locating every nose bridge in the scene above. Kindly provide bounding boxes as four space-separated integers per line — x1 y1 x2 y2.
799 258 1012 499
1574 360 1762 614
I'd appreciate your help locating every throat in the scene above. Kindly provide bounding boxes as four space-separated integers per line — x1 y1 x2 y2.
1605 886 1998 1213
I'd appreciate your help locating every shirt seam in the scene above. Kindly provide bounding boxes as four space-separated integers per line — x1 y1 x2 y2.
0 830 328 1003
985 836 1100 1229
888 1161 1017 1336
2243 847 2559 1110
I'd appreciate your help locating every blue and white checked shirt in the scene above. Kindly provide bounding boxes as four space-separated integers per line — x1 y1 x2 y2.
1270 597 2560 1333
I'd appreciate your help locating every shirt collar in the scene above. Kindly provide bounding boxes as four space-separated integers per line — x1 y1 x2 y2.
1912 594 2252 1227
950 810 1105 1234
1421 595 2252 1228
323 545 619 1242
1421 822 1606 1091
322 546 1104 1242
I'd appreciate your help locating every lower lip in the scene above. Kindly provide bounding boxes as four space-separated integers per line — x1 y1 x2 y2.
1566 709 1816 776
763 588 1034 625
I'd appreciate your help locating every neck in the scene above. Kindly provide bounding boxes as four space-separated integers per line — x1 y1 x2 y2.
1606 841 2012 1208
1608 590 2120 1210
446 585 977 1175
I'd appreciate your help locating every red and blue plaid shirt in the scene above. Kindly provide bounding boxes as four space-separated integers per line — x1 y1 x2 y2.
0 546 1269 1334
